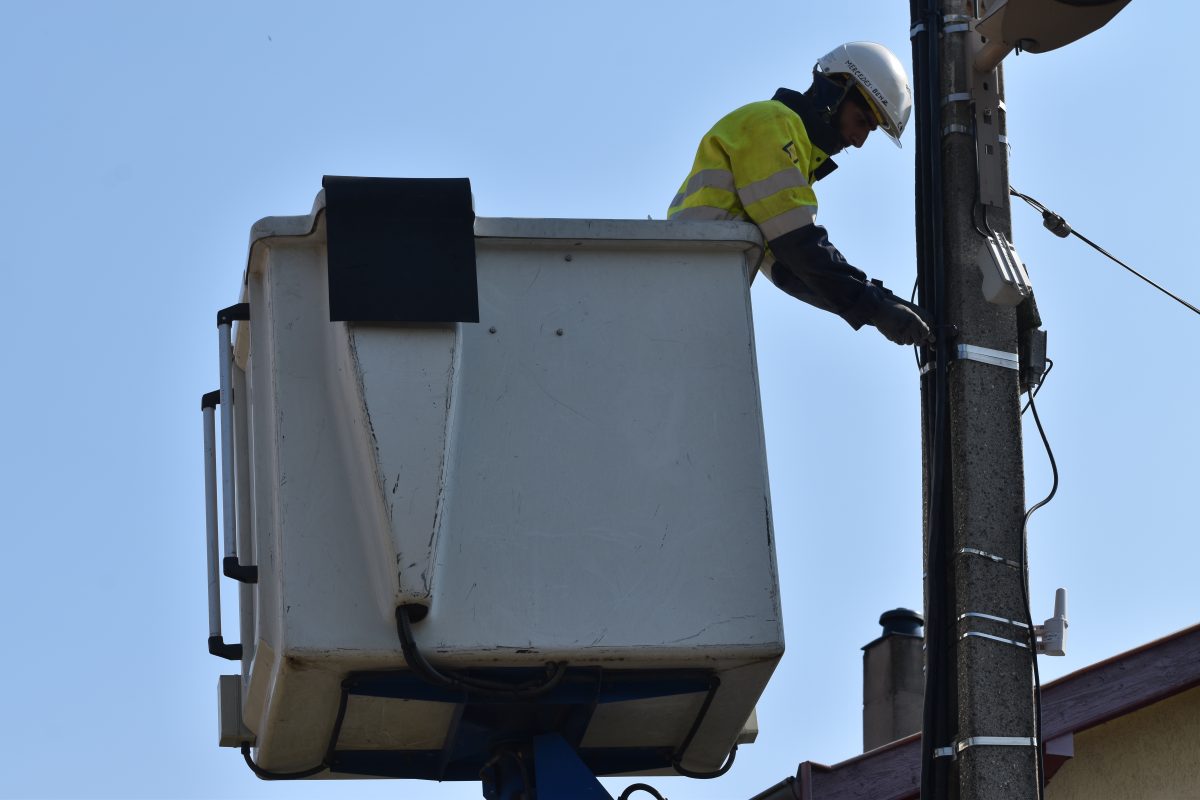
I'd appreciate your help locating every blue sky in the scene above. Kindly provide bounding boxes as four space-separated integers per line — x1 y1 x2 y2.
1 2 1193 799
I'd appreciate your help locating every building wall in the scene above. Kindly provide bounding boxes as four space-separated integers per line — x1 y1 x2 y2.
1047 685 1200 800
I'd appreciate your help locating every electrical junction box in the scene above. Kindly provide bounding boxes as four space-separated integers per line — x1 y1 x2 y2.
218 674 254 748
978 231 1032 306
209 181 784 782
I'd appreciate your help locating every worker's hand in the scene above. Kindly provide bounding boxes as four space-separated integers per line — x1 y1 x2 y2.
872 295 933 346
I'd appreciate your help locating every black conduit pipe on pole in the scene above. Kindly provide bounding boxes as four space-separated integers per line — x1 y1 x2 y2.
909 0 955 798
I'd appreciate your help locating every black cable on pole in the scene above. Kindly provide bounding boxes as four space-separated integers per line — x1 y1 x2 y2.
1021 359 1054 416
910 2 954 798
1020 384 1060 800
1022 393 1059 527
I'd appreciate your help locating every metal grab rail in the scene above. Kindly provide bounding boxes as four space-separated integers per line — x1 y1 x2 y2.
203 390 242 660
217 304 257 584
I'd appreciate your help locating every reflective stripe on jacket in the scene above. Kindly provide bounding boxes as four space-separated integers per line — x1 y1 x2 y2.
667 88 884 330
668 97 836 240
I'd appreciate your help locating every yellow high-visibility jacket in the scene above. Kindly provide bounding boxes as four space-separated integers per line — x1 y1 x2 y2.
668 88 884 329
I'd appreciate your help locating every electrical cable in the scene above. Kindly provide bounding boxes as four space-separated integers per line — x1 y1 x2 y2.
911 278 922 369
395 605 568 699
1010 187 1199 316
669 677 737 779
1022 390 1059 550
673 745 736 780
1018 374 1059 800
1021 359 1054 416
240 743 327 781
618 783 669 800
910 2 954 798
238 674 354 780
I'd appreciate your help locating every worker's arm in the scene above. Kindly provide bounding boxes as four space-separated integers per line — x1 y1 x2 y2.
768 226 931 345
766 224 880 328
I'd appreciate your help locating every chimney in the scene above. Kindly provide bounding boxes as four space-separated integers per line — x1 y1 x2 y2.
862 608 924 752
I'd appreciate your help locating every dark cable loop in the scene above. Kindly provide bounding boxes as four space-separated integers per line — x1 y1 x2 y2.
618 782 669 800
395 605 567 698
673 744 737 780
1021 359 1054 415
1022 391 1060 537
240 743 327 781
668 676 737 779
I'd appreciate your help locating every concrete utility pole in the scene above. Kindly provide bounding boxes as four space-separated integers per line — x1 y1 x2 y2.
913 1 1040 798
939 39 1039 800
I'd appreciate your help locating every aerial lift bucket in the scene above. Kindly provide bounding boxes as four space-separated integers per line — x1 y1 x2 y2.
200 178 783 792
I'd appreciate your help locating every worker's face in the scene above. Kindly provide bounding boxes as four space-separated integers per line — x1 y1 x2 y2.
837 97 878 149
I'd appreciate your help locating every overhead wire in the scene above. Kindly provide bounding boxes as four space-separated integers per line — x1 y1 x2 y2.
1010 187 1199 316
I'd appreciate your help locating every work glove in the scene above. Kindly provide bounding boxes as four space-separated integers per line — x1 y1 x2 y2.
871 291 933 346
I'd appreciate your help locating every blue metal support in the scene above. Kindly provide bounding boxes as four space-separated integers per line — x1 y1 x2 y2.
478 734 616 800
533 734 614 800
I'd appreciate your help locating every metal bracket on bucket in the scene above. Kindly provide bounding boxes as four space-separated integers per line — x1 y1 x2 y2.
216 304 257 584
202 389 243 661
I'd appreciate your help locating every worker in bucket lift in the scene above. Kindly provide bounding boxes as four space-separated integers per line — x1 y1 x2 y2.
669 42 932 346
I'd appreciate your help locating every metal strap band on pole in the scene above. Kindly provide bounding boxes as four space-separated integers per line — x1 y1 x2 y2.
958 611 1031 630
920 345 1020 376
958 344 1019 369
913 13 970 36
943 14 972 34
942 92 971 106
961 631 1031 650
943 123 971 138
959 546 1022 569
935 736 1038 759
960 736 1039 751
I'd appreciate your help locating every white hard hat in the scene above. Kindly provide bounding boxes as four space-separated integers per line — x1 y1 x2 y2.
815 42 913 147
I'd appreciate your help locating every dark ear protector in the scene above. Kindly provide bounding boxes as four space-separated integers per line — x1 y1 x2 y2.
805 70 854 124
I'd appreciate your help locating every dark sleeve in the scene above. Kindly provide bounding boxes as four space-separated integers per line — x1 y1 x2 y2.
766 224 883 330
